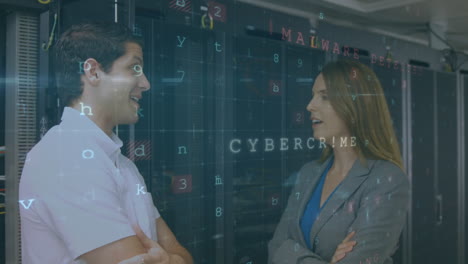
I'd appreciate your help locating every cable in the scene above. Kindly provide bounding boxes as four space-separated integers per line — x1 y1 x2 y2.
42 13 58 51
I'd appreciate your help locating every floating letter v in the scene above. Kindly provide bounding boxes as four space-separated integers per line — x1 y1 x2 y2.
19 199 35 209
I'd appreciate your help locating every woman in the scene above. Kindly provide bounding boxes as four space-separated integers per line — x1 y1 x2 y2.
268 60 410 264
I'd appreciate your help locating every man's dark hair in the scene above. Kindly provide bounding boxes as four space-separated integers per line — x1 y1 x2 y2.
55 22 144 107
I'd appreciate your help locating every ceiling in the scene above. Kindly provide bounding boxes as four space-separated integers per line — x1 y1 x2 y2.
239 0 468 54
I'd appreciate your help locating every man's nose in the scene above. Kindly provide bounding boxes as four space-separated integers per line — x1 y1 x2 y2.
139 73 151 92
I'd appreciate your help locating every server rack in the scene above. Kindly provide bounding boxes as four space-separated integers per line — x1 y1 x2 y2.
1 0 467 263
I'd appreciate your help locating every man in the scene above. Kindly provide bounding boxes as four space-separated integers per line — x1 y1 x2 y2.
19 22 193 264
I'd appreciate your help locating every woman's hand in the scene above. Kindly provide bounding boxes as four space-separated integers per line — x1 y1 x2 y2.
118 225 170 264
330 231 357 264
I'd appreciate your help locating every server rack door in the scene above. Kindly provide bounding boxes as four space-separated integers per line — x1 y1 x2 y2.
465 74 468 261
411 68 436 264
231 35 285 264
127 17 220 263
434 72 458 264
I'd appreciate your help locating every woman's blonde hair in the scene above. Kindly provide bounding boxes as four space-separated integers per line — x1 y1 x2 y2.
318 59 404 171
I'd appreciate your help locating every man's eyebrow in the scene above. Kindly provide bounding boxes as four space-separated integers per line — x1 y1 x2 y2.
133 56 143 65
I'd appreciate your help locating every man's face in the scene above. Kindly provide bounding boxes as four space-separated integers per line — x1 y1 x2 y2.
97 42 150 126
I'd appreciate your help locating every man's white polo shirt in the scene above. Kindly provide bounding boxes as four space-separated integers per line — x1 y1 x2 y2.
19 107 160 264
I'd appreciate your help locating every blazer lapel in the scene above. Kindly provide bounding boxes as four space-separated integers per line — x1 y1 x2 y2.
309 157 376 243
293 155 334 246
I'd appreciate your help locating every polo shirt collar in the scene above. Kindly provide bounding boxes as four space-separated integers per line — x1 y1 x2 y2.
60 107 123 159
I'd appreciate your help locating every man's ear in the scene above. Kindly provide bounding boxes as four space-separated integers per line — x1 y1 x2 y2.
82 58 102 84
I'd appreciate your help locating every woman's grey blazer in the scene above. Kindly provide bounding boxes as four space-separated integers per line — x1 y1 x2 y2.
268 154 410 264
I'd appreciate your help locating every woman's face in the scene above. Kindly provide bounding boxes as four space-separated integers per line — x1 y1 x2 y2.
306 73 351 146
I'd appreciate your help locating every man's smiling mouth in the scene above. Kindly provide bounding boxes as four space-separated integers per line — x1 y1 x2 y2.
130 96 140 103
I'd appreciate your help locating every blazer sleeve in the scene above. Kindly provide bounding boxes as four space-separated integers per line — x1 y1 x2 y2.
336 166 411 264
268 163 329 264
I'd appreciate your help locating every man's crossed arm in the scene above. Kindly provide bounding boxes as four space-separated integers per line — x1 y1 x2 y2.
79 218 193 264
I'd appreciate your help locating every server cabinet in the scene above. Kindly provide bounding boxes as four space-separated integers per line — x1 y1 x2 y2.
120 17 223 263
411 68 437 264
465 74 468 262
128 3 325 263
434 72 458 264
411 70 460 264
